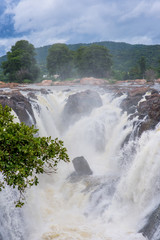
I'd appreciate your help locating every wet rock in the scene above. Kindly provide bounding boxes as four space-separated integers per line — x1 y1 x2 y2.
40 88 49 94
139 204 160 240
0 91 36 126
62 90 102 128
137 92 160 134
72 156 93 176
120 87 149 115
27 92 38 100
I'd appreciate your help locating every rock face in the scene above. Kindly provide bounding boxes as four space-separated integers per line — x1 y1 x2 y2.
139 204 160 239
137 91 160 134
62 90 102 128
118 86 160 135
72 156 93 176
0 91 36 126
120 87 150 115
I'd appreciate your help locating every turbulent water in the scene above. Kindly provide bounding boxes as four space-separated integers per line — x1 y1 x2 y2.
1 85 160 240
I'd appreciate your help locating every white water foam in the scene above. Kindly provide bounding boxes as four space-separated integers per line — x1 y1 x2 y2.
18 86 155 240
2 86 159 240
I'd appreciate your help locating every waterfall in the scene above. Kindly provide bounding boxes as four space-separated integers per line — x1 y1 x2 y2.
1 85 160 240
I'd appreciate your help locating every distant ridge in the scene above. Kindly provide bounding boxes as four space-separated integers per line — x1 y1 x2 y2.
1 41 160 72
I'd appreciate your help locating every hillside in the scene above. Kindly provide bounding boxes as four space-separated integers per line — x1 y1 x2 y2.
1 41 160 72
35 41 160 72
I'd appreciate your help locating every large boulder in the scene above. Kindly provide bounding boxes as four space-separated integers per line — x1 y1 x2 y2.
72 156 93 176
62 90 102 128
0 91 36 126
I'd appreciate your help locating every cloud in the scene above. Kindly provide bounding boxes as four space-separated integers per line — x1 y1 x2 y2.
1 0 160 56
2 0 121 48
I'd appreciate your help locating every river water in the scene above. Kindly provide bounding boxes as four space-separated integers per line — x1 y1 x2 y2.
1 85 160 240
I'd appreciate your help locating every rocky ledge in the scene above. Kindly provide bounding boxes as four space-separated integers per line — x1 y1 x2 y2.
61 89 102 129
103 84 160 136
0 90 36 126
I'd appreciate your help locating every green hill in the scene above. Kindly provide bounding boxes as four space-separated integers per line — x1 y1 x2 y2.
1 41 160 73
35 41 160 72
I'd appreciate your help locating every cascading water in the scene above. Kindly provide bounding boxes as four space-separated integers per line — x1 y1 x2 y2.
1 85 160 240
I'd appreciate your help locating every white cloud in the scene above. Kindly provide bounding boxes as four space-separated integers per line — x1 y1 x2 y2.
9 0 120 39
116 35 153 45
0 37 23 53
1 0 160 56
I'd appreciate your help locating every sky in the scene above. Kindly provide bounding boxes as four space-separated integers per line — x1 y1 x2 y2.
0 0 160 56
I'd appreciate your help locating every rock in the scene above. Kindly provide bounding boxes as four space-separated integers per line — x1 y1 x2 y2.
40 80 53 86
27 92 38 100
40 88 49 94
0 82 20 88
133 79 147 84
137 92 160 134
62 90 102 128
120 87 149 115
0 91 36 126
139 204 160 239
72 156 93 176
80 77 108 85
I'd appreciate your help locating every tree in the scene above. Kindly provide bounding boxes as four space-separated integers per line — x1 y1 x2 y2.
2 40 40 83
145 69 156 82
75 44 112 78
156 59 160 78
129 65 140 79
138 56 146 78
0 104 69 207
129 56 146 80
47 43 73 79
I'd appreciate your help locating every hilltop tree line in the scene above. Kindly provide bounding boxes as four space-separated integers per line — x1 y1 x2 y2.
1 40 160 83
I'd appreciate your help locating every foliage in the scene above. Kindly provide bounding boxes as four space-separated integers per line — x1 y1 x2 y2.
128 56 147 80
128 65 141 79
2 40 40 83
75 45 112 78
2 41 160 80
145 69 156 82
112 70 129 80
0 104 69 207
47 43 73 80
138 56 146 78
30 41 160 74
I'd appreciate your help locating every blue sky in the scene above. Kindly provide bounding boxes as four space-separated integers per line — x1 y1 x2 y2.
0 0 160 56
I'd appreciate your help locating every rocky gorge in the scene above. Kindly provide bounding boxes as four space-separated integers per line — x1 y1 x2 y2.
1 80 160 240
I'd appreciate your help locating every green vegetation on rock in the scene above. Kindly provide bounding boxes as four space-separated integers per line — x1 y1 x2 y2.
0 104 69 207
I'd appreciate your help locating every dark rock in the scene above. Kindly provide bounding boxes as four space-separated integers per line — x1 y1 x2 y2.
137 92 160 134
27 92 38 100
120 87 149 115
40 88 49 94
72 156 93 176
139 204 160 240
62 90 102 128
119 86 160 136
0 91 36 126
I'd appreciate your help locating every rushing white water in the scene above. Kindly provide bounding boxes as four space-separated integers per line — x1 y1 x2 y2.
2 85 160 240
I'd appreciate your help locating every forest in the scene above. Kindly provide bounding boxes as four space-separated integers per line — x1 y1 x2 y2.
1 40 160 82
